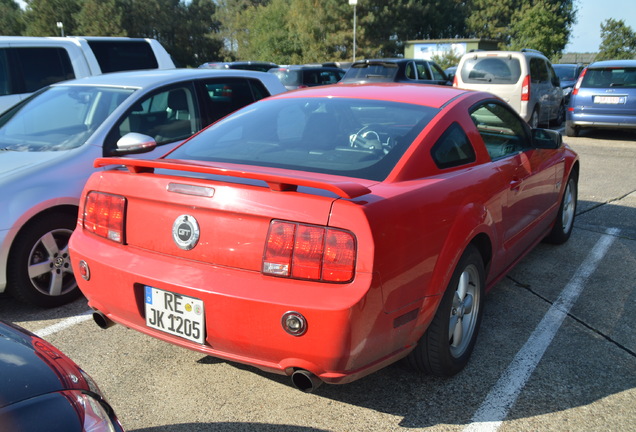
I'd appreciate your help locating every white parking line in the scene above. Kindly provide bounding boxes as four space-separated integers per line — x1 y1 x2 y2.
35 310 93 338
464 227 620 432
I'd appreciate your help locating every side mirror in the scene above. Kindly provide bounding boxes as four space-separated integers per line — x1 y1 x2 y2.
532 128 562 149
113 132 157 155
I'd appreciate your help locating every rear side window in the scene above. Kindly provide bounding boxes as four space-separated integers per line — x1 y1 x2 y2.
529 58 549 83
461 57 521 84
202 78 266 123
0 47 75 95
581 67 636 88
431 123 476 169
87 40 158 73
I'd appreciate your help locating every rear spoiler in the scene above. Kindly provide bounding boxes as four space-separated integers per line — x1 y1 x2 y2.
94 157 371 199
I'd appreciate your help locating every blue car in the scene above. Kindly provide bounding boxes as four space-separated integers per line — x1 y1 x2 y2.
566 60 636 137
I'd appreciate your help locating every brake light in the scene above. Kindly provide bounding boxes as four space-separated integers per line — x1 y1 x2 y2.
452 74 458 87
83 192 126 243
521 74 530 101
572 67 587 96
263 220 356 282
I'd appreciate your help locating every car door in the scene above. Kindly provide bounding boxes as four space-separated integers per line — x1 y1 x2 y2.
470 101 557 265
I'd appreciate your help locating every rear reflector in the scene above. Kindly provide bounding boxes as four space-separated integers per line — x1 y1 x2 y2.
83 192 126 243
263 220 356 283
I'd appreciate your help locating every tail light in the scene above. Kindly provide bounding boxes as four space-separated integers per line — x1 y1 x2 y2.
263 220 356 283
452 75 458 87
83 192 126 243
521 74 530 101
572 67 587 96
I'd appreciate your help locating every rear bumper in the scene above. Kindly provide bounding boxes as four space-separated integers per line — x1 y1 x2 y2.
70 231 432 384
567 111 636 129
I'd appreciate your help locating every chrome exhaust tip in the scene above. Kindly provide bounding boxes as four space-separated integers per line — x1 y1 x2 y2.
290 369 323 393
92 311 115 329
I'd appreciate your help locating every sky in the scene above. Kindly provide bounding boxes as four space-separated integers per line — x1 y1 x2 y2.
565 0 636 52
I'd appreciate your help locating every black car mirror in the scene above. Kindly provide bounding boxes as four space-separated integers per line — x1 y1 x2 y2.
532 128 562 149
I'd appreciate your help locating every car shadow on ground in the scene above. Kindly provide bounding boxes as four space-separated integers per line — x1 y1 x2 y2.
575 129 636 141
131 423 330 432
0 294 90 323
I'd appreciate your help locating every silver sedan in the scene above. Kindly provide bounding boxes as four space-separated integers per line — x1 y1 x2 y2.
0 68 286 307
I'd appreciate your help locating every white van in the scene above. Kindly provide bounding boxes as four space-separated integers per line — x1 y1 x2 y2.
454 49 564 127
0 36 175 113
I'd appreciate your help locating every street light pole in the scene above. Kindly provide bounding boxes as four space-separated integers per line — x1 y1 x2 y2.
349 0 357 62
56 22 64 37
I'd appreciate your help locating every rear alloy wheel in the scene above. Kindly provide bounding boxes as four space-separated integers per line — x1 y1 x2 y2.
406 245 485 376
7 214 81 307
544 175 578 244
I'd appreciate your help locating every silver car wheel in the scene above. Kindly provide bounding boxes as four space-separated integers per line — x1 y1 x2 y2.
27 228 76 297
561 179 576 235
449 264 481 358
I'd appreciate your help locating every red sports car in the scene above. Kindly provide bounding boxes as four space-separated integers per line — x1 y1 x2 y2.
70 83 578 392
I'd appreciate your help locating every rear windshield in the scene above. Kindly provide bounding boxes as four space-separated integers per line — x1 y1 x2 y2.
581 67 636 88
460 57 522 84
167 97 438 181
343 63 399 81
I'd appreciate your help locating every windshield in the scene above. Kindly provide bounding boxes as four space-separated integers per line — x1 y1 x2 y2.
553 65 579 81
166 97 437 181
0 85 135 152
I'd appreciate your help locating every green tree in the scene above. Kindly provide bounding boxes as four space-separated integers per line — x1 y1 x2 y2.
0 0 25 35
172 0 223 67
24 0 81 36
597 18 636 60
466 0 576 57
508 0 576 58
76 0 126 36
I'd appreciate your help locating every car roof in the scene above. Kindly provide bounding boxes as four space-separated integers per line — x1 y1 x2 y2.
587 59 636 69
50 68 276 89
270 82 474 108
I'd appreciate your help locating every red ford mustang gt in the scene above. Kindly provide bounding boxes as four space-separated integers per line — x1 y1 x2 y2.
70 84 578 391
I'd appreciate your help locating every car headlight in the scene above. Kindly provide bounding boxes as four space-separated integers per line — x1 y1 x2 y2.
74 392 119 432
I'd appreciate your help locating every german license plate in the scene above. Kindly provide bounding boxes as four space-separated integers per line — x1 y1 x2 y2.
144 286 205 344
594 95 626 104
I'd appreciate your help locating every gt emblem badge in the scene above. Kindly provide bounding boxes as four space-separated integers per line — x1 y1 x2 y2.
172 215 200 250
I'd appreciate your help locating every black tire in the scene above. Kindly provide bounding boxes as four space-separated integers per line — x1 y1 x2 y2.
406 245 485 376
565 121 579 137
529 108 540 129
544 174 578 245
7 214 82 308
552 103 565 127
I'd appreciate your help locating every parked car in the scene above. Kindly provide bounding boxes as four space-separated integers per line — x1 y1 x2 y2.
268 65 345 90
198 61 279 72
454 49 564 127
444 65 457 81
69 83 578 392
565 60 636 137
553 63 585 103
0 68 286 308
340 58 450 85
0 320 124 431
0 36 176 114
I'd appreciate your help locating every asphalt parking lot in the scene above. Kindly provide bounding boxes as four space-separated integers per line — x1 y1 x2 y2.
2 128 635 432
